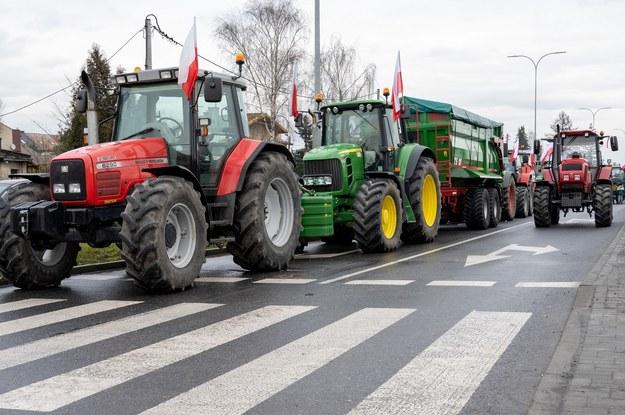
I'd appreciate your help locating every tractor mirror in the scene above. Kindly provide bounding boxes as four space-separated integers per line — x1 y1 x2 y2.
76 88 88 114
204 77 223 103
611 136 619 152
533 139 541 155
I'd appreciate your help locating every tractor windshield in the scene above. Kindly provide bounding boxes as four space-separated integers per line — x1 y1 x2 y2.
562 135 598 167
323 107 382 149
612 167 624 179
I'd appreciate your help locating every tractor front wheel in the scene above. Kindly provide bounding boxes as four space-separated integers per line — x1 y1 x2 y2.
228 152 301 271
0 182 79 289
402 157 441 244
515 186 529 218
488 188 501 228
464 188 490 230
120 176 207 292
502 180 516 221
533 186 552 228
594 184 613 227
353 179 402 253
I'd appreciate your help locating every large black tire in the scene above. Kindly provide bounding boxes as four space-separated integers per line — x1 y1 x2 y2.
463 188 491 230
321 225 354 245
515 186 529 218
120 176 207 292
502 180 516 221
228 152 301 271
353 179 402 253
0 182 79 289
401 157 441 244
488 188 501 228
595 184 613 227
533 186 552 228
550 203 560 225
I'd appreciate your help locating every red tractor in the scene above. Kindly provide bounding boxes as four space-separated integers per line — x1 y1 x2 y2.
533 128 618 228
0 60 301 292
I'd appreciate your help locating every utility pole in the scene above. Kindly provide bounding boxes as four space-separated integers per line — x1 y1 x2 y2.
314 0 321 96
145 16 153 70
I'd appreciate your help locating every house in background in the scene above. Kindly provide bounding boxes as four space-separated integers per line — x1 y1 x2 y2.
18 131 59 171
247 113 289 145
0 121 32 178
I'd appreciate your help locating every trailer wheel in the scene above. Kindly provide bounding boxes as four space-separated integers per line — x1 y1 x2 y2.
502 180 516 221
594 184 613 227
0 182 79 289
402 157 441 243
228 152 301 271
120 176 207 292
321 225 354 245
463 188 490 230
533 186 551 227
488 188 501 228
353 179 402 253
515 186 529 218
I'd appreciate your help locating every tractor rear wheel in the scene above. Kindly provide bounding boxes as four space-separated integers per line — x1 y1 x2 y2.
353 179 402 253
463 188 490 230
401 157 441 244
502 180 516 221
515 186 529 218
488 188 501 228
0 182 79 289
228 152 301 271
120 176 207 292
533 186 552 228
594 184 613 227
321 225 354 245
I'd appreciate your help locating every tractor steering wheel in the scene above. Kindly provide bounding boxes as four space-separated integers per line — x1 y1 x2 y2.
157 117 184 140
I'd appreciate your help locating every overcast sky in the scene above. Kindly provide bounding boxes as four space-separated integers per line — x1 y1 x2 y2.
1 0 624 161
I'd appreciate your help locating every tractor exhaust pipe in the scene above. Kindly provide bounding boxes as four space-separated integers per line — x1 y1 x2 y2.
77 70 99 145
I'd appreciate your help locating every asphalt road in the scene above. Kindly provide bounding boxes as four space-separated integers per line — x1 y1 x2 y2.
0 206 624 415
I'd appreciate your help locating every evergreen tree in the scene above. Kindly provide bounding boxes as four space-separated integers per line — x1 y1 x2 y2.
516 125 529 152
57 44 116 152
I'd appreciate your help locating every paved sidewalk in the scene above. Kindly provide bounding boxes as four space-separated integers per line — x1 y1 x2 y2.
530 221 625 415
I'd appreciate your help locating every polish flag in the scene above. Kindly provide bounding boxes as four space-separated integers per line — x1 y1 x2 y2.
178 18 198 101
290 63 299 118
510 138 519 162
541 145 554 163
529 151 536 168
391 51 403 121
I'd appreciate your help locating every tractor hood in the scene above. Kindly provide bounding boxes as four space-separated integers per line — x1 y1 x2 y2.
304 143 363 161
56 137 169 164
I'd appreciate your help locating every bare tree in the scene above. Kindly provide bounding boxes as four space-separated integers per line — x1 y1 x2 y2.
320 36 376 102
550 111 575 134
215 0 307 140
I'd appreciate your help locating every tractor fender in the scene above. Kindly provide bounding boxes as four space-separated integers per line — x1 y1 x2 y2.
8 173 50 185
596 165 612 184
365 172 406 197
401 145 436 182
142 165 208 206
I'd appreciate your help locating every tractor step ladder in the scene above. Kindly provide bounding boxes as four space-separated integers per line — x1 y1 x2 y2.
434 131 452 187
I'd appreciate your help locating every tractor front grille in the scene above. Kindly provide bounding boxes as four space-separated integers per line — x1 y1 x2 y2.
561 191 583 208
50 159 86 201
303 159 343 192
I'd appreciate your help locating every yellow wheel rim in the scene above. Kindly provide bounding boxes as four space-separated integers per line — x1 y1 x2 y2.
422 175 438 227
381 195 398 239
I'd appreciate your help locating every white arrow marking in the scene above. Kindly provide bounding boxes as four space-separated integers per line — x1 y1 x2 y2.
464 244 559 267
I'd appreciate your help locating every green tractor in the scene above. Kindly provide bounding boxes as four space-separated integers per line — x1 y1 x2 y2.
299 99 440 252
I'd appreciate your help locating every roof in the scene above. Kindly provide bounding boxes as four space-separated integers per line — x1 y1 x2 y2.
0 149 32 163
116 67 247 88
247 113 288 135
321 99 388 109
558 130 601 138
402 96 503 129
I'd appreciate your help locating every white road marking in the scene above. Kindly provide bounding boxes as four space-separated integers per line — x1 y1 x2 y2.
345 280 415 286
0 305 315 412
140 307 415 415
516 282 580 288
320 222 532 284
349 310 531 415
427 280 496 287
0 300 141 337
465 244 559 267
295 249 360 259
0 303 219 371
253 278 316 284
0 298 66 314
195 277 250 283
564 218 595 224
71 273 126 281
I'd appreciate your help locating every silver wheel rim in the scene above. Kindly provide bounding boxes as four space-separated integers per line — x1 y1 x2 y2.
165 203 196 268
32 243 67 266
264 177 294 247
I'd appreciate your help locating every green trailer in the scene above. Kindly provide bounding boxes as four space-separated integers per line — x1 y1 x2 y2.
300 98 440 253
401 97 508 228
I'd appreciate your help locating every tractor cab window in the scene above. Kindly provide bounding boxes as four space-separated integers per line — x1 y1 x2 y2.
562 135 598 167
384 109 400 148
114 83 191 168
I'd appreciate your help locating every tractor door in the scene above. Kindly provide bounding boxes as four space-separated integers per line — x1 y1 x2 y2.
382 108 400 172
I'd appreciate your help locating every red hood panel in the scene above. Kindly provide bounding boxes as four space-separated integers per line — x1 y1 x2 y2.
56 137 168 163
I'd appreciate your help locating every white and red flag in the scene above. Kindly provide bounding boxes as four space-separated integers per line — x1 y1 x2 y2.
391 51 403 121
290 63 299 118
510 138 519 162
529 151 536 168
541 143 554 163
178 17 199 101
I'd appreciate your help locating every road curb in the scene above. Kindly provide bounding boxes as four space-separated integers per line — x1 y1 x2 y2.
528 220 625 414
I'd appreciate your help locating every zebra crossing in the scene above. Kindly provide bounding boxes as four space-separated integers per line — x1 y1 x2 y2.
0 297 531 414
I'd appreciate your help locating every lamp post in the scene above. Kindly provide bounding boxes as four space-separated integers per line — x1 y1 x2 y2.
507 51 566 147
578 107 612 130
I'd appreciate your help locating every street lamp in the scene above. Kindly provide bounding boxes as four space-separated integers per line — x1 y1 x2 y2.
507 51 566 145
578 107 612 130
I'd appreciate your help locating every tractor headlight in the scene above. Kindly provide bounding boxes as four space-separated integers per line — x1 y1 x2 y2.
303 176 332 186
53 183 66 194
68 183 82 194
574 174 581 181
563 175 570 181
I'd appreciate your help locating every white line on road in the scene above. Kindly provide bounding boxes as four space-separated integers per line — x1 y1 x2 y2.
348 310 531 415
295 249 360 259
0 305 315 412
195 277 250 283
345 280 415 286
253 278 317 284
140 307 415 415
0 300 141 337
71 273 127 281
0 303 219 371
516 282 580 288
0 298 66 314
427 280 497 287
319 222 532 284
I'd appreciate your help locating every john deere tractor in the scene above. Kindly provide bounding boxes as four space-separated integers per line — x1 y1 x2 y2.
300 98 440 252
